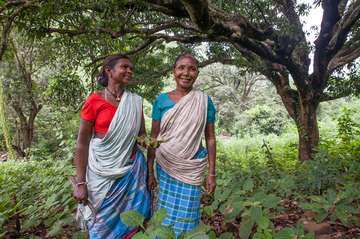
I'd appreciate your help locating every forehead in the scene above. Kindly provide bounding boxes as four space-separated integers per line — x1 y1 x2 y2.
175 57 198 66
116 58 132 66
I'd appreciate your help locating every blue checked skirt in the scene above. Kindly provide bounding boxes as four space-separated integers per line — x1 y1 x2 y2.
88 149 151 239
156 164 202 238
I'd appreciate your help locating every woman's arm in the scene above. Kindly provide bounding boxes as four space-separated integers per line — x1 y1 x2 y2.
146 120 160 190
205 123 216 193
138 107 146 137
73 119 93 204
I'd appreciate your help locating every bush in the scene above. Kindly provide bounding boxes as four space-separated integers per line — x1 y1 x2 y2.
0 159 78 238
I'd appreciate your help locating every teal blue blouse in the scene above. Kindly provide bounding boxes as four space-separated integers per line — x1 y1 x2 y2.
151 92 216 159
152 93 216 123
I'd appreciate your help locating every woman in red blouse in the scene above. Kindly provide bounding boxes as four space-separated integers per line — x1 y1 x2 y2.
73 54 150 238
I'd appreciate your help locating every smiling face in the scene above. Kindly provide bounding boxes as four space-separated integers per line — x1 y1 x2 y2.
173 56 199 90
107 58 133 86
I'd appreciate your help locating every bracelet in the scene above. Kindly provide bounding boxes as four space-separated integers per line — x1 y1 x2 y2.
76 181 87 186
208 173 216 177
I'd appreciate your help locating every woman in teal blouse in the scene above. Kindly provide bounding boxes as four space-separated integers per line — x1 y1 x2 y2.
147 53 217 237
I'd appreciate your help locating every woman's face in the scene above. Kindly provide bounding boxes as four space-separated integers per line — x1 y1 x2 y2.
173 57 198 90
107 58 133 85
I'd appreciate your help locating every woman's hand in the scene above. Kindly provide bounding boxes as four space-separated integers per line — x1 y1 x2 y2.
147 173 157 191
206 175 216 194
73 184 88 204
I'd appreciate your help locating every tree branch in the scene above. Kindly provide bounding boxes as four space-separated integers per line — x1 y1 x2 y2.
328 40 360 72
0 0 28 14
319 91 353 102
313 0 342 86
85 37 160 67
146 0 189 17
327 0 360 57
274 0 306 42
180 0 213 31
0 2 29 61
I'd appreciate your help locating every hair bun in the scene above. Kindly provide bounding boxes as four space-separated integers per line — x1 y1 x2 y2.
96 71 108 87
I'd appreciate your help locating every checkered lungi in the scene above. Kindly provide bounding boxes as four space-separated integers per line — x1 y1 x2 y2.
156 164 202 237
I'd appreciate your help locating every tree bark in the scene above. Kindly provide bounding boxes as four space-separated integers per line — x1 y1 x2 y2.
297 98 319 161
272 72 320 161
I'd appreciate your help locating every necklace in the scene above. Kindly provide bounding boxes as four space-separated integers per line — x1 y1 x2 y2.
105 87 122 101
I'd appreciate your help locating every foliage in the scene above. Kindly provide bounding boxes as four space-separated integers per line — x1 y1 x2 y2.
2 0 360 161
44 70 86 111
196 64 292 136
0 82 15 158
0 159 78 238
1 115 359 237
237 105 289 136
336 107 360 142
121 209 210 239
300 187 360 226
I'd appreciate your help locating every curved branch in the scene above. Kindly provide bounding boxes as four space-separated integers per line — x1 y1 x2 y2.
274 0 306 42
42 20 197 38
319 90 353 102
180 0 213 31
328 40 360 72
312 0 346 89
328 0 360 56
146 0 189 17
85 38 160 67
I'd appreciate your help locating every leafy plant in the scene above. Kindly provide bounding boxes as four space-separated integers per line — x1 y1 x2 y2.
121 209 210 239
300 188 360 226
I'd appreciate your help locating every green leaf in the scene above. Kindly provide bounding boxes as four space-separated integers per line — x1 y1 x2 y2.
207 230 217 239
120 210 145 228
257 216 270 229
239 219 254 239
155 225 176 239
224 201 244 222
149 208 167 227
46 222 63 237
303 232 316 239
218 232 234 239
314 209 328 223
183 224 210 239
132 231 150 239
326 189 337 204
243 178 254 192
274 228 295 239
202 206 214 217
262 194 280 209
250 206 263 222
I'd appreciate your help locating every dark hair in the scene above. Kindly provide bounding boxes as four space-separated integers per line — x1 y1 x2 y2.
96 54 130 87
173 53 199 69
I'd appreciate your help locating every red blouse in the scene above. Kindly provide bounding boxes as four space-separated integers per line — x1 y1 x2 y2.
80 93 118 134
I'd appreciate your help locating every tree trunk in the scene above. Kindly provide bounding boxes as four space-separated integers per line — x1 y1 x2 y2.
11 102 40 157
276 84 319 161
297 98 319 161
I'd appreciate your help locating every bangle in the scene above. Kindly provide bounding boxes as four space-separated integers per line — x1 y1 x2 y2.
76 181 87 186
208 173 216 177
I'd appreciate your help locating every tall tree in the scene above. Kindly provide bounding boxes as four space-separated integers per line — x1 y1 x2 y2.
1 0 360 160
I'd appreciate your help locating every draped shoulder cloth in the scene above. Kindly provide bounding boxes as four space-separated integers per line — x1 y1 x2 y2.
156 90 208 185
79 90 142 222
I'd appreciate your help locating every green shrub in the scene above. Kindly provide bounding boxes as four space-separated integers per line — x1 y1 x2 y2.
0 160 77 237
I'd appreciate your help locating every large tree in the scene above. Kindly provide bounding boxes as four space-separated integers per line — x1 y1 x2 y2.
1 0 360 160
